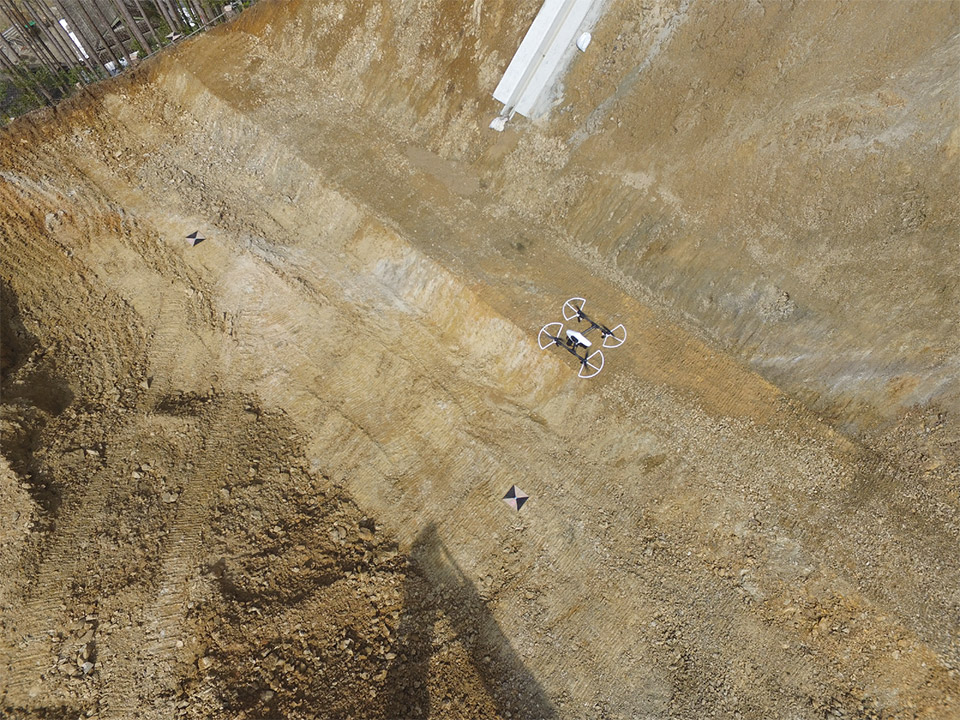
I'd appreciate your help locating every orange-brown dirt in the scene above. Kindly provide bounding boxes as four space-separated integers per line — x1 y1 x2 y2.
1 1 958 718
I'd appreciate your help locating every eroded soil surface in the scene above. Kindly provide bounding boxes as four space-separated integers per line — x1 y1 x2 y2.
1 1 958 718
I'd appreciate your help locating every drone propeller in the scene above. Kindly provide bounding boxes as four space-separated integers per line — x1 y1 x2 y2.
578 349 604 379
562 297 587 322
538 322 564 349
601 324 627 348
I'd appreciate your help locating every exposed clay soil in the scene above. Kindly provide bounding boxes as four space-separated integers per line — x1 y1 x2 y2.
1 1 958 719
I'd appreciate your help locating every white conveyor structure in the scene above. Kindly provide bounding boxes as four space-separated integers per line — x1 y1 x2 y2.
491 0 599 125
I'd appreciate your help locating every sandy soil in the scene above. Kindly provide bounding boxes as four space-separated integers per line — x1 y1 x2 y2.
1 1 958 718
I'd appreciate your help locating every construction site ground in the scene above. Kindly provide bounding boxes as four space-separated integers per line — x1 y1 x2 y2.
1 1 958 718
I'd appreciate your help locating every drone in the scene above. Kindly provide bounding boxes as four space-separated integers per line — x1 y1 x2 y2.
538 297 626 379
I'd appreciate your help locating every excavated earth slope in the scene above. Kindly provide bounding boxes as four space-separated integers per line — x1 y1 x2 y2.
1 1 958 718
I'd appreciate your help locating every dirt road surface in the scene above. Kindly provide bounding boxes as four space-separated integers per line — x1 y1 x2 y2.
1 1 958 718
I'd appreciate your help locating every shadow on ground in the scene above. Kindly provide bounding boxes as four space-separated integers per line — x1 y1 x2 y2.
381 522 557 719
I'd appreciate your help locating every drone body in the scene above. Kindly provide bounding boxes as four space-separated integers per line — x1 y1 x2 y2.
538 297 626 378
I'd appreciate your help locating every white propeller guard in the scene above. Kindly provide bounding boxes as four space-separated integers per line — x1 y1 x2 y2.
578 349 604 379
602 324 627 348
538 322 564 350
562 297 587 321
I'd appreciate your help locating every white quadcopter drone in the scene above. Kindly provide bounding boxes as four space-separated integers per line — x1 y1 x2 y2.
538 297 627 379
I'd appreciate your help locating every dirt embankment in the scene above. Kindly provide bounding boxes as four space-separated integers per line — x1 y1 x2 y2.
1 1 958 718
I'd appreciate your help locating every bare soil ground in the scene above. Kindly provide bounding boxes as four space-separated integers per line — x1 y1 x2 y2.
1 1 958 718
